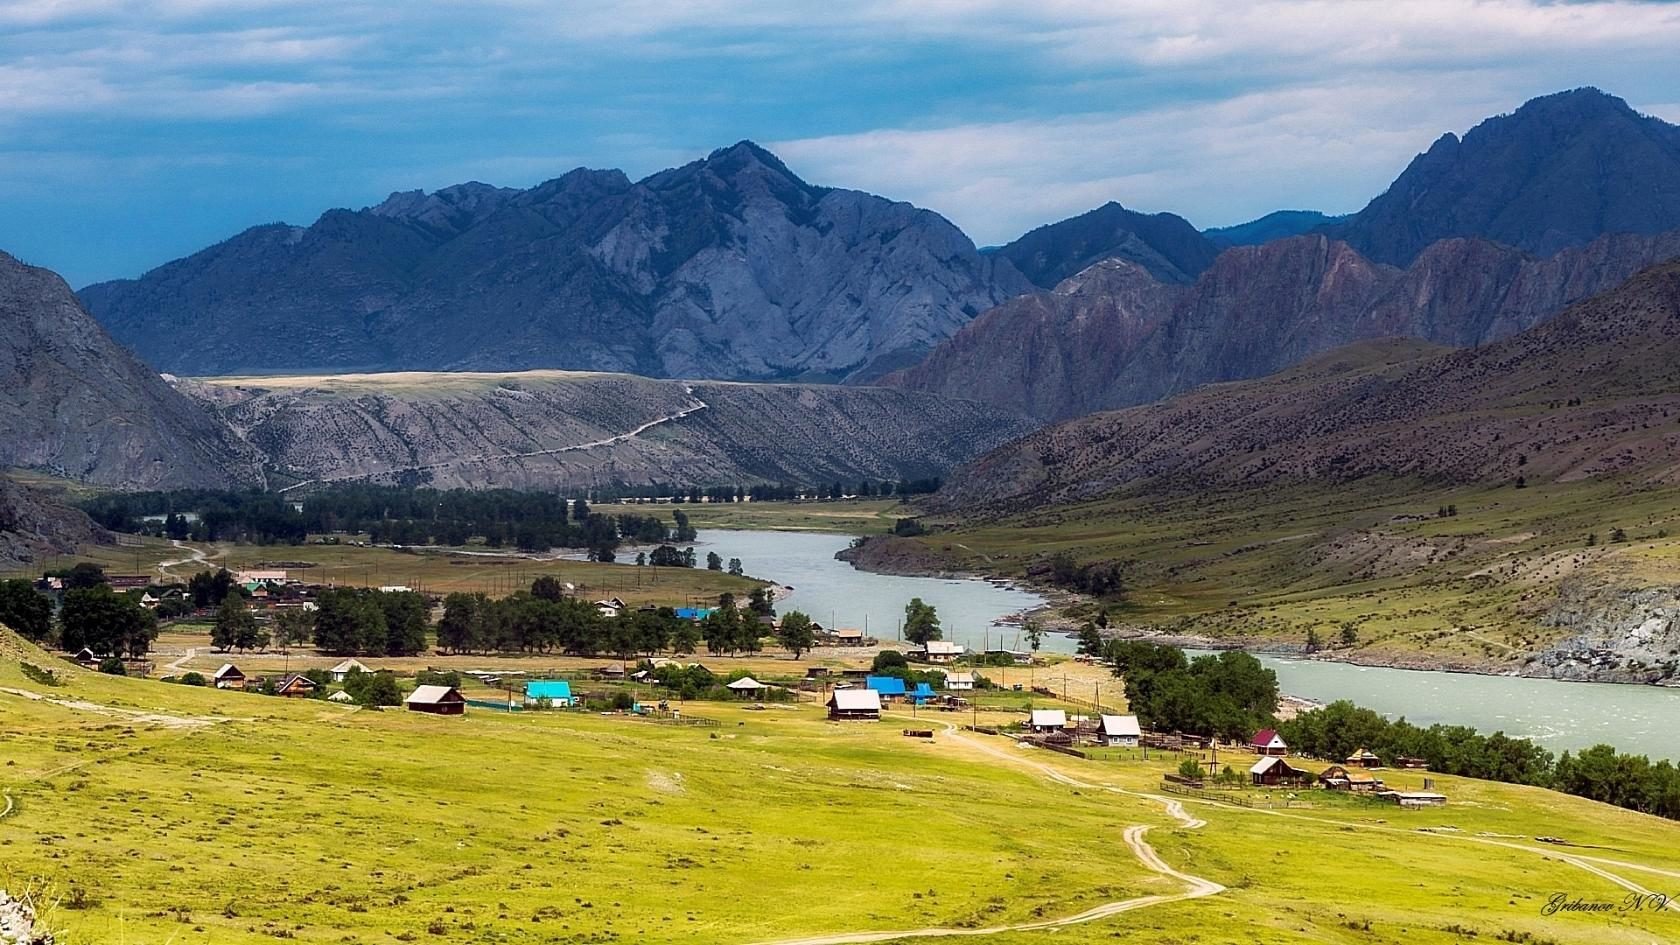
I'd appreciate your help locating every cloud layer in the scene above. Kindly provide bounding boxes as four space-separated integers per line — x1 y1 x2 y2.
3 0 1680 284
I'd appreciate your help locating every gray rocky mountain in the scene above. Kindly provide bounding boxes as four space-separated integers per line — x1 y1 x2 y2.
992 201 1218 287
81 142 1031 383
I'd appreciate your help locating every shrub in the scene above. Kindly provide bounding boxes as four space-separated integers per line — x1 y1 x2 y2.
18 662 60 687
179 671 208 687
98 657 126 676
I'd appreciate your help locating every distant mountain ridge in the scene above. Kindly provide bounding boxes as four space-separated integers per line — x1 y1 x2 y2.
81 142 1031 383
1321 88 1680 265
1205 210 1347 247
888 229 1680 420
933 259 1680 511
991 201 1219 286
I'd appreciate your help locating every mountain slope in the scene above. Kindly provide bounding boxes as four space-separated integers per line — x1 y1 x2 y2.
182 371 1038 492
993 201 1218 287
1205 210 1347 247
933 260 1680 511
890 229 1680 420
1322 88 1680 265
80 142 1031 383
0 252 259 489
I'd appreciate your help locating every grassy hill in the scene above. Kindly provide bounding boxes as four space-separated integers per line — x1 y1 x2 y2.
3 628 1678 944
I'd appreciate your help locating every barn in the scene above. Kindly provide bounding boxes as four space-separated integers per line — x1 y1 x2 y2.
405 685 466 716
827 688 882 721
1250 756 1312 787
212 664 246 690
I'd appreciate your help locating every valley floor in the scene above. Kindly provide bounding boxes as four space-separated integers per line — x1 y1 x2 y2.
2 633 1678 945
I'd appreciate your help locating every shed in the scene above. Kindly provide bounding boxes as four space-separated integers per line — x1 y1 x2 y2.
212 663 246 690
1029 709 1068 733
1346 747 1382 768
1377 790 1448 808
827 688 882 721
866 676 908 700
1318 764 1384 793
405 685 466 715
1098 714 1141 747
1249 729 1288 756
525 680 575 706
330 658 371 682
1250 756 1312 787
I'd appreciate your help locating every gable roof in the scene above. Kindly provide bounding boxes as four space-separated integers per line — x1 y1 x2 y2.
944 671 975 684
327 690 355 703
726 676 766 690
525 680 573 700
866 675 907 696
331 658 370 674
1250 756 1309 776
1030 709 1068 728
1250 728 1285 748
910 682 936 698
925 641 964 655
1100 714 1141 737
276 673 316 692
405 684 463 705
213 663 244 680
829 688 881 711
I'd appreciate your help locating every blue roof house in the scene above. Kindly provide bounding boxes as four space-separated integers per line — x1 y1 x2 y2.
866 676 907 700
525 680 575 706
910 682 936 704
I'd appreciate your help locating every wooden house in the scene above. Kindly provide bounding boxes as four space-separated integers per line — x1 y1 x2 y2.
1249 728 1289 756
920 641 964 664
827 688 881 721
1029 709 1068 733
1098 714 1141 747
1345 747 1382 768
944 671 976 691
1250 756 1312 787
1377 790 1447 808
1394 756 1430 769
329 658 371 682
404 685 466 715
212 663 246 690
273 673 317 698
1318 764 1384 793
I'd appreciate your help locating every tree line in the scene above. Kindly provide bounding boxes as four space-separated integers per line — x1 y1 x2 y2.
1100 641 1279 742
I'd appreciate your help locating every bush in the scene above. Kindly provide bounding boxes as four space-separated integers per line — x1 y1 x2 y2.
610 691 635 711
98 656 127 676
178 671 208 687
1177 758 1205 781
19 662 60 687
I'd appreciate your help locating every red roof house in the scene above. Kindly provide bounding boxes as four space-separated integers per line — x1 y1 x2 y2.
1250 729 1288 756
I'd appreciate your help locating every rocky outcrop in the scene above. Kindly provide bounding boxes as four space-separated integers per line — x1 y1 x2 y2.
932 260 1680 510
1532 581 1680 684
81 142 1031 383
185 371 1038 492
0 252 261 490
0 478 108 569
891 229 1680 421
1322 88 1680 265
834 535 965 577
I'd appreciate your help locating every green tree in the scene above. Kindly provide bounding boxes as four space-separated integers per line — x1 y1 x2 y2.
313 588 387 655
212 596 258 652
437 592 488 653
272 608 314 652
59 586 157 658
531 575 565 601
188 568 236 608
706 551 723 571
1305 627 1322 652
1177 758 1205 780
727 557 743 576
672 619 701 656
1023 618 1044 656
903 598 941 646
377 590 431 656
775 611 816 659
1075 622 1103 657
63 562 107 589
1339 622 1359 646
0 579 53 642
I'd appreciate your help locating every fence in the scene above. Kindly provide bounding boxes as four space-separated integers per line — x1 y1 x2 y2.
1158 781 1299 809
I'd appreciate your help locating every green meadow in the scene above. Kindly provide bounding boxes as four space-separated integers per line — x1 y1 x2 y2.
3 630 1678 945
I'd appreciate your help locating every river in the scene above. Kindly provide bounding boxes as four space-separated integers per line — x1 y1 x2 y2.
701 529 1680 760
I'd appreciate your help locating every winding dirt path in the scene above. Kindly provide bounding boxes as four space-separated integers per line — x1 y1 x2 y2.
747 724 1223 945
277 390 709 493
157 539 212 579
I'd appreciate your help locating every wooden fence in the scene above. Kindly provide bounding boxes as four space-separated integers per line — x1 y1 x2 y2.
1158 781 1299 809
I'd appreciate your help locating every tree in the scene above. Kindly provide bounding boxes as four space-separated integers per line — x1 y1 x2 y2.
188 568 236 608
746 586 776 617
1177 758 1205 781
313 588 387 655
1339 622 1359 646
63 562 107 590
212 596 259 652
1611 527 1629 543
776 611 816 659
378 590 431 656
706 551 723 571
649 545 688 567
59 586 157 658
438 592 488 653
903 598 941 646
1023 618 1044 656
0 579 53 642
636 551 647 567
346 670 402 707
727 557 743 576
672 619 701 656
1076 623 1103 657
272 609 314 652
531 575 565 601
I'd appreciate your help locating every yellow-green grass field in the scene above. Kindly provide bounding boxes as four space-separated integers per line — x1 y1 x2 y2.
594 498 904 534
4 629 1677 945
915 476 1680 668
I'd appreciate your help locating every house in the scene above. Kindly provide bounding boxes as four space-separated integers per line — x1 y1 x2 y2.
674 607 714 621
1249 729 1288 756
1029 709 1068 733
1098 714 1141 747
212 663 246 690
832 627 865 646
273 674 317 698
329 658 370 682
804 666 831 678
405 685 466 715
327 690 355 703
725 676 768 698
525 680 576 706
236 569 289 584
1395 756 1430 770
1318 765 1384 793
106 574 152 590
827 688 882 721
1346 747 1382 768
866 676 908 701
594 597 626 618
944 671 976 691
71 647 105 667
1249 756 1312 787
1376 790 1448 808
920 641 964 663
139 591 159 609
596 662 627 679
378 585 412 594
909 682 936 704
983 647 1031 665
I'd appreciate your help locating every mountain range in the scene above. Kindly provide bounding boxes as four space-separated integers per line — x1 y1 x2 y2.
933 259 1680 511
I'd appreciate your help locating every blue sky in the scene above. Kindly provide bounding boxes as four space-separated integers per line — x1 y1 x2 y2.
4 1 1680 287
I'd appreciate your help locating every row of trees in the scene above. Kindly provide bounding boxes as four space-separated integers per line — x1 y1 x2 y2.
1279 699 1680 821
1102 641 1280 742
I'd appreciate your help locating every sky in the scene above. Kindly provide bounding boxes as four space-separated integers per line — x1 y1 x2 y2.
5 1 1680 287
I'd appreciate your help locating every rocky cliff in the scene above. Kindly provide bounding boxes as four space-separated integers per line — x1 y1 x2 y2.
891 230 1680 420
991 201 1218 287
0 252 260 490
183 371 1038 492
81 142 1031 383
